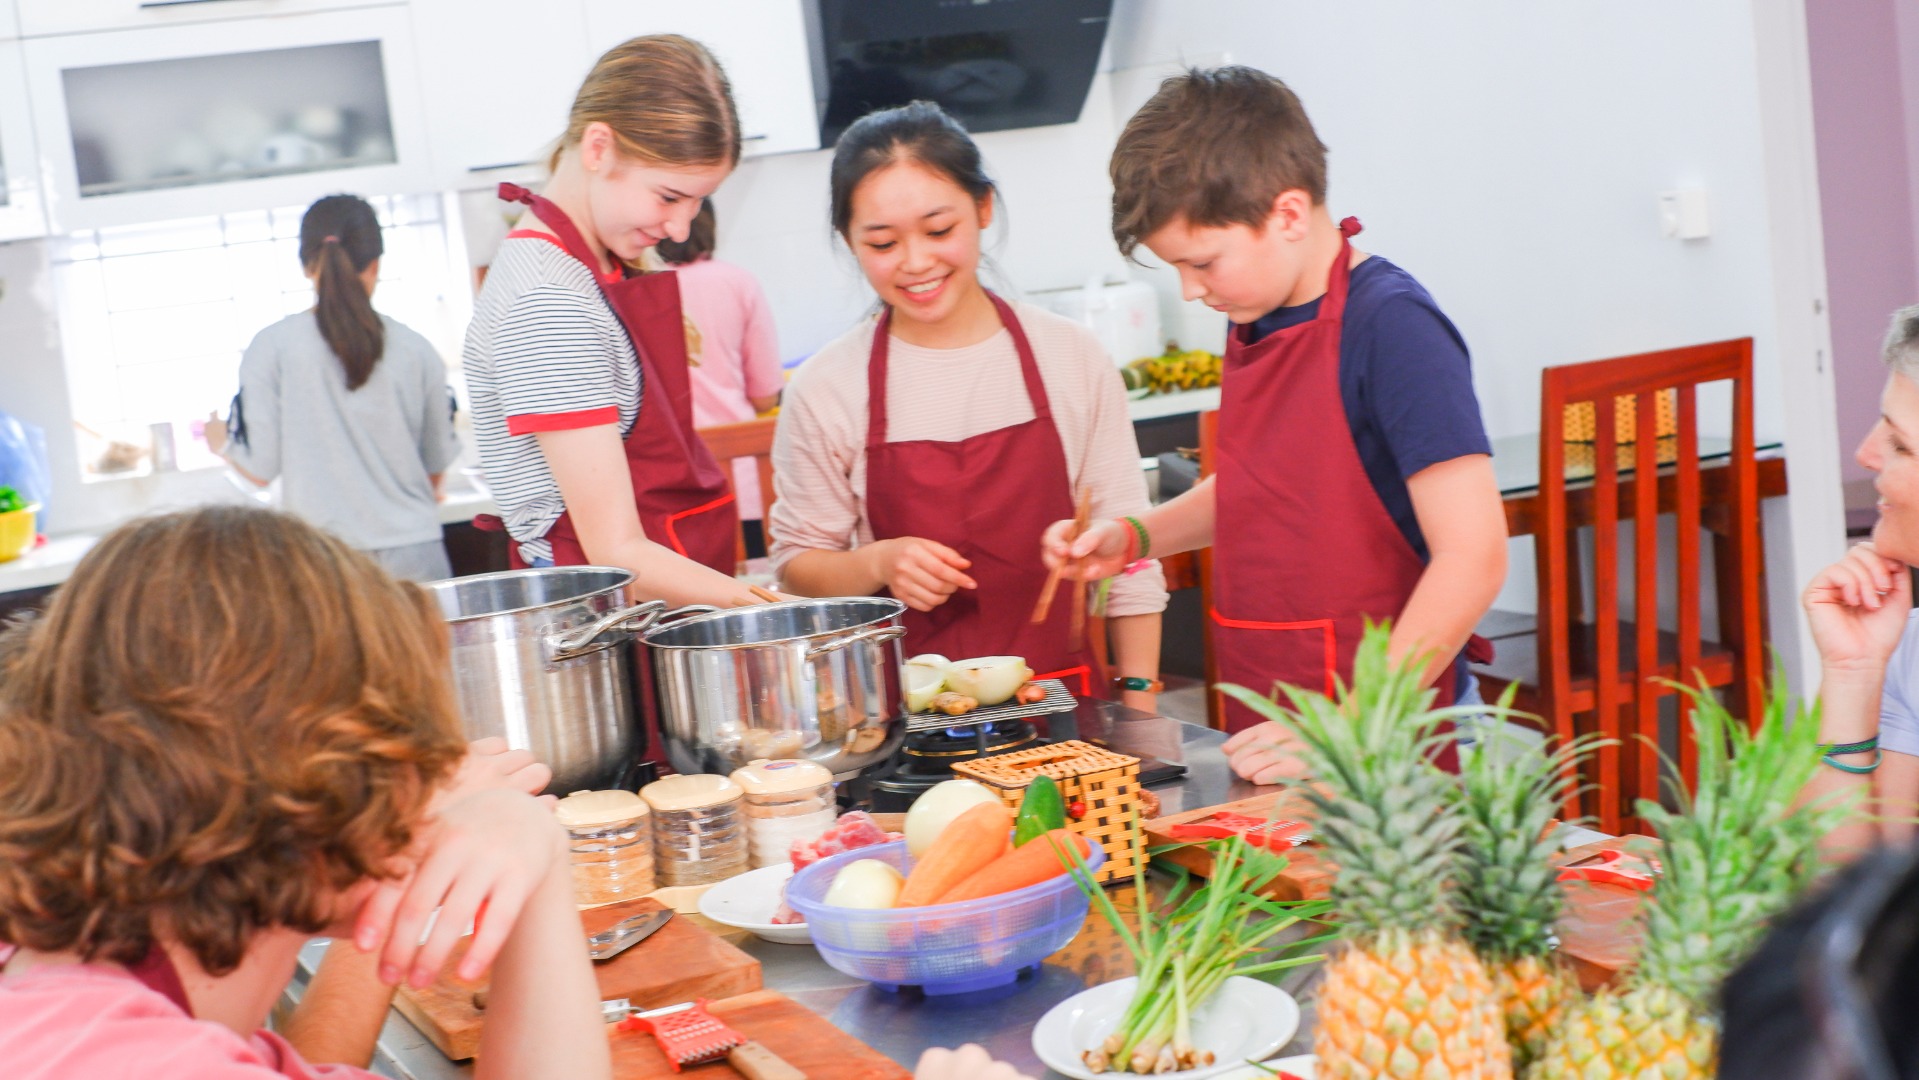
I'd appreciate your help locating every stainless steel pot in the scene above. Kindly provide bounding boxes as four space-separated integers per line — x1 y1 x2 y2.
642 598 908 779
424 568 700 794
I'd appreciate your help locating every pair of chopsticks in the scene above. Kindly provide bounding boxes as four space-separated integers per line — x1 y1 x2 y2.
1031 486 1092 651
731 584 784 608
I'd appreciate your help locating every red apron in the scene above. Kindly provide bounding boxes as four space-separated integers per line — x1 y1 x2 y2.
1212 217 1483 762
863 293 1098 694
476 182 736 575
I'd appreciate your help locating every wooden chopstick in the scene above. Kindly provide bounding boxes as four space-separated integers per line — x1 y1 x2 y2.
747 584 783 604
1033 485 1092 630
1068 487 1091 651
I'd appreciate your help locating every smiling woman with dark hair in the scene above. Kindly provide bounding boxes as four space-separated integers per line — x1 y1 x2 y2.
1801 304 1919 855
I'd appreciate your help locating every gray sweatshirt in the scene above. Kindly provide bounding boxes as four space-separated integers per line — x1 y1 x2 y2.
225 312 461 551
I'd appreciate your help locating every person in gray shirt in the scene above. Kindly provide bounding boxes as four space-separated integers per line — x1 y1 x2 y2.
210 194 461 581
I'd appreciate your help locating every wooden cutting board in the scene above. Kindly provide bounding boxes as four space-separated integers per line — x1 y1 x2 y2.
1145 794 1652 989
394 897 763 1061
1142 789 1334 901
610 990 912 1079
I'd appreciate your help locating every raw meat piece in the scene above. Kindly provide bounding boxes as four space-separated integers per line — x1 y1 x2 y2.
788 810 894 871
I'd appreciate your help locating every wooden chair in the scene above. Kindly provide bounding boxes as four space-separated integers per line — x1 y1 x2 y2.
696 416 778 571
1475 338 1763 834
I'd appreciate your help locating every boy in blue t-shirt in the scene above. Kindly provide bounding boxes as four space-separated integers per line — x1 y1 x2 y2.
1044 66 1507 783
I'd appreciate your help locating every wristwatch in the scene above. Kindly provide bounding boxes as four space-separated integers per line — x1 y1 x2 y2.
1112 676 1165 694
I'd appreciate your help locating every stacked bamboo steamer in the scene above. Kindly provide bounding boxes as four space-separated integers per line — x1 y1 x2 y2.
731 759 837 868
641 774 748 886
554 789 655 907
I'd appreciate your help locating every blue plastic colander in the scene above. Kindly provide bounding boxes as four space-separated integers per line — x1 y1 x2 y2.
785 838 1106 994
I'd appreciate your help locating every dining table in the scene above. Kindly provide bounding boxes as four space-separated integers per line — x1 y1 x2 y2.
281 703 1610 1080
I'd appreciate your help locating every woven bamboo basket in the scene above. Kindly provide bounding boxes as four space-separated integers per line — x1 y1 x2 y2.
952 739 1141 885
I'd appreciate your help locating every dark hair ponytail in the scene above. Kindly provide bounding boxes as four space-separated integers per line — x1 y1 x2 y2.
829 100 996 238
299 194 385 390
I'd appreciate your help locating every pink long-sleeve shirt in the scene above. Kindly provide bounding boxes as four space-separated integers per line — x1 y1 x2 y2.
677 258 785 519
769 300 1168 618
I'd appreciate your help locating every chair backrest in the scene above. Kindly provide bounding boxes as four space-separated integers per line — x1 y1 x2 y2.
697 416 778 569
1536 337 1760 832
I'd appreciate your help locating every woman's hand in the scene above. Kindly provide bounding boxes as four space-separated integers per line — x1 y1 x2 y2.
353 787 568 989
1041 518 1130 582
914 1044 1035 1080
1222 721 1311 786
866 537 976 612
1803 542 1912 675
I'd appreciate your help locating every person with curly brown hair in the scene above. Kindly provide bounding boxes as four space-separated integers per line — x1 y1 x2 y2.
0 507 611 1080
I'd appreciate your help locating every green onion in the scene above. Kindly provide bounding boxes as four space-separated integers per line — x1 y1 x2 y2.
1067 822 1333 1073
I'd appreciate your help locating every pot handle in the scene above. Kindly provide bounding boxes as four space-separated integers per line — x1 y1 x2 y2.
803 624 906 661
546 600 669 662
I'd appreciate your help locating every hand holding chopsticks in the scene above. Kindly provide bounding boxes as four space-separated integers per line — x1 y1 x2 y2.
1032 487 1093 649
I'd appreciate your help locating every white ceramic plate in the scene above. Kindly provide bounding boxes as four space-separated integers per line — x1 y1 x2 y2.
695 864 811 944
1214 1055 1315 1080
1032 976 1301 1080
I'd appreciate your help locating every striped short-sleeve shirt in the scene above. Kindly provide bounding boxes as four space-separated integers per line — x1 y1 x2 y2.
463 236 641 564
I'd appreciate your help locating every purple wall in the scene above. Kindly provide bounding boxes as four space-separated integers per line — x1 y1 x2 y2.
1808 0 1919 490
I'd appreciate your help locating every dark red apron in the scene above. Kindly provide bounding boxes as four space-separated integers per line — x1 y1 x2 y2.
1212 218 1483 763
863 293 1098 694
475 182 735 575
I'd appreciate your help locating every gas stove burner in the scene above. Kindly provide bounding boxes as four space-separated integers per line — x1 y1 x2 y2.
861 719 1044 812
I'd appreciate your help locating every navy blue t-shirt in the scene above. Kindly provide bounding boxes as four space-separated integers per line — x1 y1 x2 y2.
1245 255 1491 562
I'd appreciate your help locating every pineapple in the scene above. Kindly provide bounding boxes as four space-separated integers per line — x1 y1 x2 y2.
1454 728 1595 1069
1527 682 1853 1079
1222 625 1511 1079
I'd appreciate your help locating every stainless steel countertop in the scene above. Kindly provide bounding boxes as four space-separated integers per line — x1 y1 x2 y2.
288 707 1602 1078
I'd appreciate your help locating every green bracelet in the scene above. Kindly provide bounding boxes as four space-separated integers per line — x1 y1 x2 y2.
1822 749 1883 775
1122 516 1151 561
1820 736 1879 756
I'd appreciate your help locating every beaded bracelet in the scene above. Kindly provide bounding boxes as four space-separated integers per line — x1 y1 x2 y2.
1122 516 1151 561
1822 749 1883 775
1819 736 1879 756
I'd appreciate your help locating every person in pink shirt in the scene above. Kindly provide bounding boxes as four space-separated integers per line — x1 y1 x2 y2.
657 201 785 556
0 507 610 1080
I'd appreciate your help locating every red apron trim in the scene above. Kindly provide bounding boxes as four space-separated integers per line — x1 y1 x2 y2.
1209 610 1338 697
504 228 622 285
662 491 739 558
1031 664 1093 697
505 405 621 435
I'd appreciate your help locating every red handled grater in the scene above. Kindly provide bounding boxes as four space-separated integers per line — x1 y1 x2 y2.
611 999 805 1079
1166 812 1312 850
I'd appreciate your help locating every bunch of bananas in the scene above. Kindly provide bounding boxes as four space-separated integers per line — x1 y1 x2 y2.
1122 346 1224 394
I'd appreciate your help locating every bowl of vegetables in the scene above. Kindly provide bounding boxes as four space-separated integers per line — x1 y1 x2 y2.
0 487 38 563
786 786 1106 994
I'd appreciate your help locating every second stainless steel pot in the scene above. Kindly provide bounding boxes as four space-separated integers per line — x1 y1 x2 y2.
642 597 908 778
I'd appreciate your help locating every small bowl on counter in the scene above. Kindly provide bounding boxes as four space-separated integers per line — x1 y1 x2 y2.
785 838 1106 995
696 863 811 945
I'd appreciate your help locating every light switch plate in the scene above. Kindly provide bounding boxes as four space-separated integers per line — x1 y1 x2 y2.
1658 189 1711 240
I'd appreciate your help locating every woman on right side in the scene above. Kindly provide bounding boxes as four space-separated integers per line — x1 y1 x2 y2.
1801 303 1919 854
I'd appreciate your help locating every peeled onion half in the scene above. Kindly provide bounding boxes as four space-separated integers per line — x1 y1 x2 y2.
941 656 1033 706
904 662 947 713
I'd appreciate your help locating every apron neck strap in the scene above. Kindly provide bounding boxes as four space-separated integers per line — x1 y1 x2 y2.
497 182 618 284
126 943 195 1017
866 290 1051 447
1320 216 1363 323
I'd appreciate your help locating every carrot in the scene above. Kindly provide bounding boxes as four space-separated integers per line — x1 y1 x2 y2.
895 801 1012 907
934 829 1094 904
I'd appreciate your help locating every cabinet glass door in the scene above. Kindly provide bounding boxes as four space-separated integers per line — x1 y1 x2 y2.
61 40 396 198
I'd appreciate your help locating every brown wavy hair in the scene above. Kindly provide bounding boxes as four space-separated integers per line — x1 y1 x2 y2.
1110 66 1329 257
0 507 465 975
550 34 741 173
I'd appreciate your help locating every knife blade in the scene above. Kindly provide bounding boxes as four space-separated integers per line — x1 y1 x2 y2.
587 908 674 961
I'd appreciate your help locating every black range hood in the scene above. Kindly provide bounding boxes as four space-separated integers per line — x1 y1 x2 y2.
816 0 1114 145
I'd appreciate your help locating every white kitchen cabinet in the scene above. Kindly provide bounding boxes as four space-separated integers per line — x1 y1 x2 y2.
412 0 591 190
582 0 821 159
17 0 397 39
0 0 20 41
24 7 432 232
0 41 47 240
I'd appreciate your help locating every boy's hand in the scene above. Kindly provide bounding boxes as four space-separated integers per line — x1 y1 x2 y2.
353 788 568 990
1041 518 1130 581
1804 542 1912 675
435 737 553 811
867 537 976 612
914 1045 1035 1080
1222 721 1311 785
